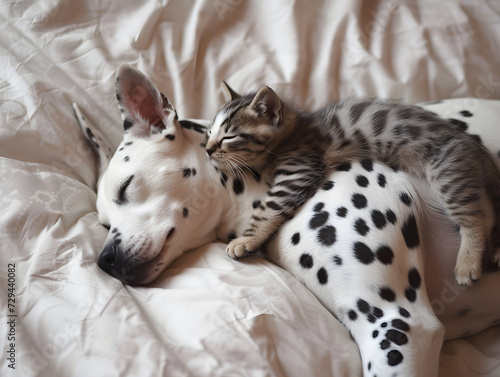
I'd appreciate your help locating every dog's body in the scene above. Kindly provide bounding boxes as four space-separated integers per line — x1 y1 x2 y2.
77 65 500 377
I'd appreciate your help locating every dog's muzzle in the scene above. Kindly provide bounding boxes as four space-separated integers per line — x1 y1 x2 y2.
98 242 150 285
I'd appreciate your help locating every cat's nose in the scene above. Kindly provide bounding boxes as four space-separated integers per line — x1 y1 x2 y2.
206 146 216 156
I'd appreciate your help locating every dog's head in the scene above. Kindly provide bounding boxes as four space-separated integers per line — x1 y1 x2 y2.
76 64 223 285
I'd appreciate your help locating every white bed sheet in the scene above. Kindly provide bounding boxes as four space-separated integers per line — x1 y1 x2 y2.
1 1 500 376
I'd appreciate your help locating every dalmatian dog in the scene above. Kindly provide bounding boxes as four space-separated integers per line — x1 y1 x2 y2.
76 64 500 377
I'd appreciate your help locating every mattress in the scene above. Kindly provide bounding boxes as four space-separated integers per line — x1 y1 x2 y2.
1 1 500 376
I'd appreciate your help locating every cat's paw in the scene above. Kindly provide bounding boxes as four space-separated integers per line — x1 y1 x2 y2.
454 257 482 286
226 237 261 259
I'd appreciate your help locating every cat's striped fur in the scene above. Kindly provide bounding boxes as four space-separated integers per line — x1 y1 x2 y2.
206 86 500 286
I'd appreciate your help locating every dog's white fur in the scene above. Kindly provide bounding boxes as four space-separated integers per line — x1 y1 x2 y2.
76 65 500 377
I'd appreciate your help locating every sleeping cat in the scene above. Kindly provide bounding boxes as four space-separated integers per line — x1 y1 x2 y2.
206 85 500 286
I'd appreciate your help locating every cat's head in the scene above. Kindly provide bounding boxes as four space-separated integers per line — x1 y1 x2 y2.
205 84 286 173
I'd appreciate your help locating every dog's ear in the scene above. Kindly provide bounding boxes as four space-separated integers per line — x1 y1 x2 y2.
221 81 241 102
73 103 112 188
115 64 176 137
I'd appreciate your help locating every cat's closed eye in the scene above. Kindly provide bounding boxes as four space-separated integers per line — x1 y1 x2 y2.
220 135 237 145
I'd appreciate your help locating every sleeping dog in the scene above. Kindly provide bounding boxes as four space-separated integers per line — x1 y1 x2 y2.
76 64 500 377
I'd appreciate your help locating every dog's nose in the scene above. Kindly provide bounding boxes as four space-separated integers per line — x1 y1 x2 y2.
98 243 117 276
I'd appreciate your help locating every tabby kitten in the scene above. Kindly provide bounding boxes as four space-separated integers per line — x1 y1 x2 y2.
206 85 500 286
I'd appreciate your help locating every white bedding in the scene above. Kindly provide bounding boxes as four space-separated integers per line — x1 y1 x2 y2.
1 1 500 376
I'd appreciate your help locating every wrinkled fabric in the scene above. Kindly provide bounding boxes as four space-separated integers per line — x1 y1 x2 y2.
1 1 500 376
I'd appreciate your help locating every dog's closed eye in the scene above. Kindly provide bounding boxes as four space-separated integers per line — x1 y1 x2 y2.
114 175 135 205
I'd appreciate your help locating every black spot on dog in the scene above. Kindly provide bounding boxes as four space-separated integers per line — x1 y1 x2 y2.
183 168 193 178
392 319 410 332
314 202 325 212
405 288 417 302
125 141 133 146
357 299 370 313
386 209 397 224
356 175 369 187
408 268 421 289
336 162 352 172
352 193 368 209
233 177 245 195
373 307 384 318
367 314 377 323
165 134 175 140
220 172 228 188
183 207 189 218
381 322 387 328
348 310 358 321
373 330 379 338
354 242 374 264
322 180 334 190
299 253 314 269
460 110 473 117
377 173 386 188
252 199 262 209
123 118 133 131
380 287 396 302
387 350 404 366
386 329 408 346
317 267 328 285
337 207 348 217
399 192 412 206
309 211 330 229
376 245 394 265
291 232 300 245
318 225 336 246
124 156 129 162
179 120 207 133
333 255 343 265
380 339 390 350
402 215 420 249
399 307 411 318
361 159 374 172
372 210 387 229
354 218 370 236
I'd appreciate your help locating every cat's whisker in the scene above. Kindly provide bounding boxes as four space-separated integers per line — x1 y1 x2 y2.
228 154 259 179
262 147 281 158
225 157 245 179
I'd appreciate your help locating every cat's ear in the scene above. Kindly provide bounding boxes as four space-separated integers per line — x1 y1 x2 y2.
115 64 176 137
222 81 241 102
250 86 282 126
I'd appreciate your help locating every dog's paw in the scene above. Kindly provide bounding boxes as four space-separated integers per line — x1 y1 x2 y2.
454 257 482 286
226 236 261 259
